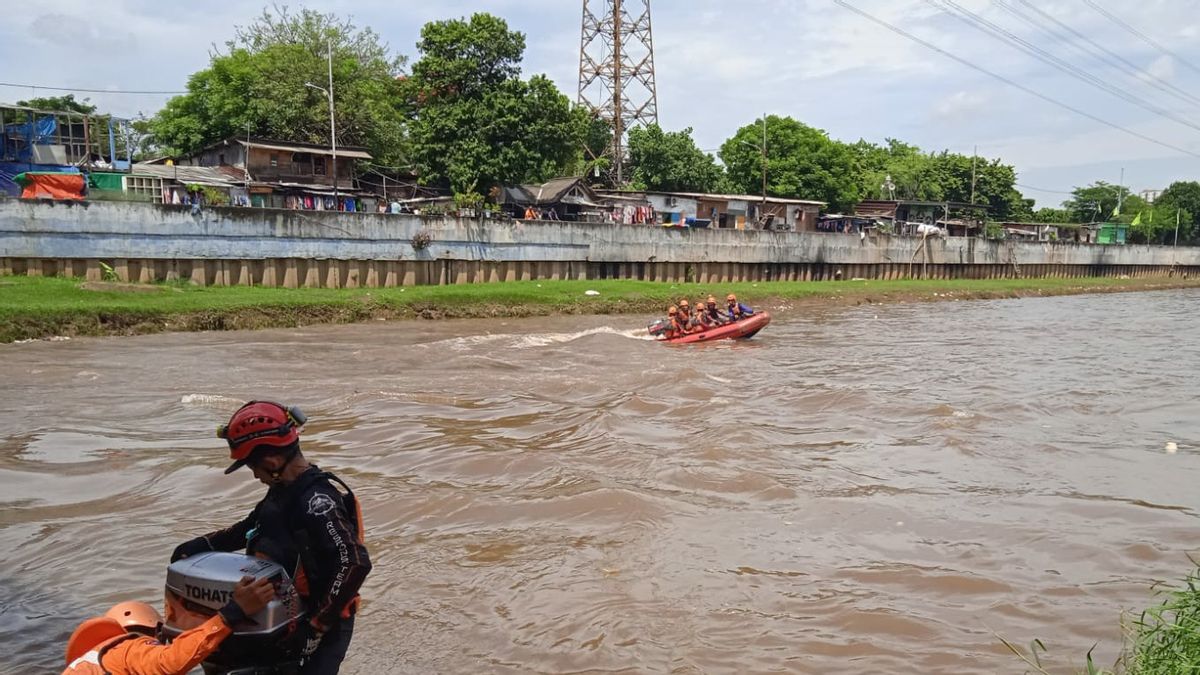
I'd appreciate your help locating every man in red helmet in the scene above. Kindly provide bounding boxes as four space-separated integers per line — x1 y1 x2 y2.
170 401 371 675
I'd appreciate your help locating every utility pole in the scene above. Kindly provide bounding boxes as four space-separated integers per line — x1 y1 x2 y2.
1116 167 1124 218
328 39 338 209
970 145 977 204
761 113 768 215
305 41 338 208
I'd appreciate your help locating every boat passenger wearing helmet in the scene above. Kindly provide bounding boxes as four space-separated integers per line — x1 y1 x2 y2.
726 293 755 320
690 303 714 332
667 305 687 337
62 582 274 675
170 401 372 674
704 296 728 325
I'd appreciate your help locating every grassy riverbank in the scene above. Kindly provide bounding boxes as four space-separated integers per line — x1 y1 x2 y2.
1005 563 1200 674
2 274 1199 343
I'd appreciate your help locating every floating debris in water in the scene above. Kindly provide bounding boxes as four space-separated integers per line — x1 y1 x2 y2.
1166 441 1179 454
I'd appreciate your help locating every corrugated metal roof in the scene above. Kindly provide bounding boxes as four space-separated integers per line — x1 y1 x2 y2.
237 140 372 160
601 189 825 206
131 163 240 185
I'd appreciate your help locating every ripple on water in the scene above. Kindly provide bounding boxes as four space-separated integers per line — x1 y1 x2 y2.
1 294 1199 673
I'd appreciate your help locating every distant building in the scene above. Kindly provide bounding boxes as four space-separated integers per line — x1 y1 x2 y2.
1 102 135 197
597 189 824 230
1140 188 1162 204
854 200 988 237
499 177 611 222
178 137 373 210
992 221 1097 244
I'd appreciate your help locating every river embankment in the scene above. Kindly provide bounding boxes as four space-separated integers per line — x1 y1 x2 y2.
3 275 1199 343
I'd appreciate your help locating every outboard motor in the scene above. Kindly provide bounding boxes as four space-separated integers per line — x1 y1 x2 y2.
647 318 672 337
164 552 304 674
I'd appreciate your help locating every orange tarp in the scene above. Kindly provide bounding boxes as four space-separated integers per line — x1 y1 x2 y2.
21 173 85 200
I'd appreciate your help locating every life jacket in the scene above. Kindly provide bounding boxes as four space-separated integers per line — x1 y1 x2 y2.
246 469 364 618
727 303 742 319
61 634 138 675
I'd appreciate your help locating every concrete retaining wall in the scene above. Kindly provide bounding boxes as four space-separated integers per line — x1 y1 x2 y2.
2 198 1198 287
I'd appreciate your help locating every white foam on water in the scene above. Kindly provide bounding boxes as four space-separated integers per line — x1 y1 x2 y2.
180 393 243 407
513 326 655 348
424 326 654 351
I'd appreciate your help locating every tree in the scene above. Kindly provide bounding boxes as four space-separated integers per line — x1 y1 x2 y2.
626 124 725 193
403 13 583 194
720 116 859 211
1063 181 1130 223
850 139 1031 219
15 94 97 114
1155 181 1200 244
1033 207 1073 223
151 5 407 164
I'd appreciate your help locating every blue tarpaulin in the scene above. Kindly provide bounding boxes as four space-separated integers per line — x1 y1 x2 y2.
2 116 57 162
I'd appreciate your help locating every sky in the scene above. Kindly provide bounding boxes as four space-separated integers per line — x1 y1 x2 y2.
3 0 1200 207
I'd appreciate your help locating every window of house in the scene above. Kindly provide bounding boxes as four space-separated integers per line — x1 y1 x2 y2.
270 153 279 168
313 156 326 175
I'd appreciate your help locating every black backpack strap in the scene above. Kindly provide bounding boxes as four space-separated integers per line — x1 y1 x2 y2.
290 470 358 604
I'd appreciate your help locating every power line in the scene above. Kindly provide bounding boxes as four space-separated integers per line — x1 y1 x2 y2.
1016 183 1075 195
831 0 1200 159
927 0 1200 135
0 82 187 95
999 0 1200 110
1081 0 1200 77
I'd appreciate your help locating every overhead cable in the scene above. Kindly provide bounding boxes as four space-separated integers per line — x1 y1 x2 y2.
1016 183 1076 195
0 81 187 95
1081 0 1200 77
1000 0 1200 109
927 0 1200 134
831 0 1200 159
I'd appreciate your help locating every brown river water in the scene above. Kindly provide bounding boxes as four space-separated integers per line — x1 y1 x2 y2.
2 290 1198 674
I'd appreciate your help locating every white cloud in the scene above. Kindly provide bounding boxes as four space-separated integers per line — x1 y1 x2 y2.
932 90 991 122
1146 55 1175 81
3 0 1200 198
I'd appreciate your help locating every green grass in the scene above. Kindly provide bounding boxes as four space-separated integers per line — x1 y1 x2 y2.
1123 563 1200 674
1001 563 1200 674
1 274 1196 342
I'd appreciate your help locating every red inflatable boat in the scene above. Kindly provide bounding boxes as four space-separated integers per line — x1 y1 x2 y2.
651 312 771 344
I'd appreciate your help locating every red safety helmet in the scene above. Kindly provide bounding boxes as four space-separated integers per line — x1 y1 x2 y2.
65 617 126 665
216 401 306 474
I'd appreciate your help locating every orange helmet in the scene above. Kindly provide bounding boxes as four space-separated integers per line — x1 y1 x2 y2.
667 305 678 315
105 601 161 635
707 296 717 305
726 294 737 302
66 617 126 664
216 401 306 474
678 298 690 307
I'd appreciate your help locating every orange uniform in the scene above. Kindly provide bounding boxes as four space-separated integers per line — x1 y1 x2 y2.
63 615 231 675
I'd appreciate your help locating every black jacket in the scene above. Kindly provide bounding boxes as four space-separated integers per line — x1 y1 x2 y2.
204 466 371 631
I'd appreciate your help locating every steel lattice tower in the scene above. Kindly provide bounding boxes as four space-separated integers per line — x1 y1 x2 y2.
578 0 659 185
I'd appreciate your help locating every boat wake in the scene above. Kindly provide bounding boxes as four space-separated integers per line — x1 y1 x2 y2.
426 326 654 352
